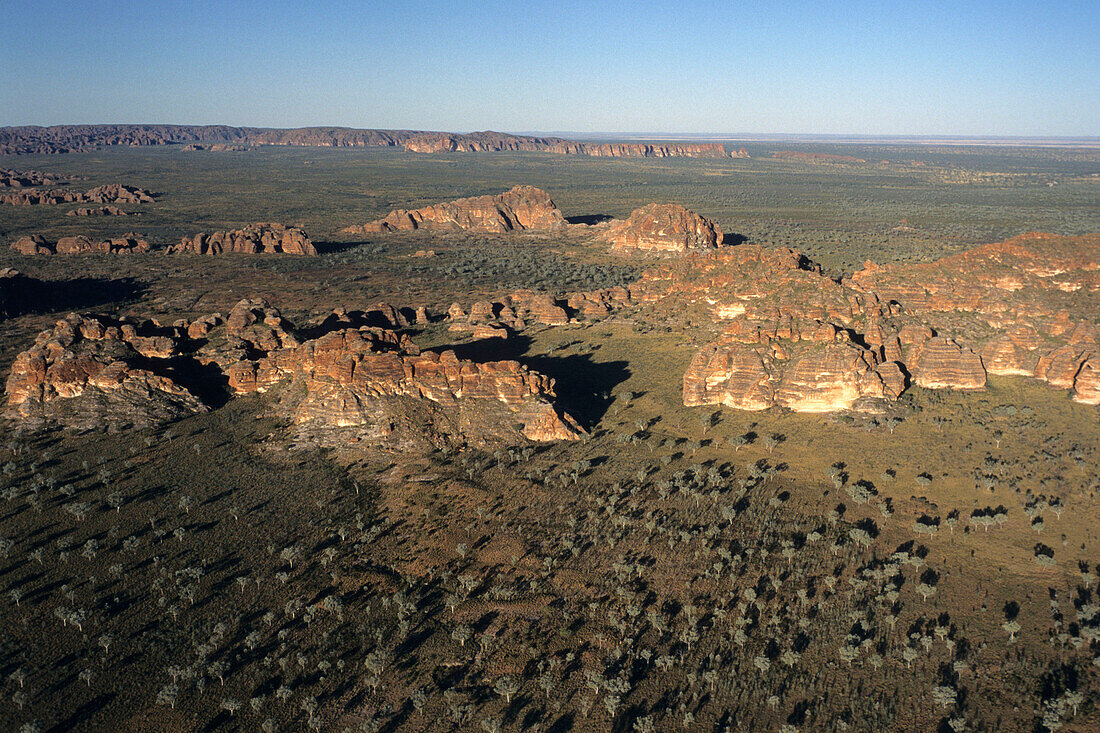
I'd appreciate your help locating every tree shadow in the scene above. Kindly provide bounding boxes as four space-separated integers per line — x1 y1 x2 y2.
312 239 378 254
1 275 146 319
724 232 749 246
566 214 614 225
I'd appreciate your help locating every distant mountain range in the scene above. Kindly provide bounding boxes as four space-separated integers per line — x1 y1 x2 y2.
0 125 730 158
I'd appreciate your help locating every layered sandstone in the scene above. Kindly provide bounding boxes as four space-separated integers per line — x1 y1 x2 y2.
171 223 317 255
601 204 725 253
908 337 987 390
343 186 567 235
683 320 906 413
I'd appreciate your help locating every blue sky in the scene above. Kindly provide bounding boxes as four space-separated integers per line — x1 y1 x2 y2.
4 0 1098 135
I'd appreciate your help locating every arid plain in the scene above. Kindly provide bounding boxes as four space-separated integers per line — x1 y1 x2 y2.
0 129 1098 732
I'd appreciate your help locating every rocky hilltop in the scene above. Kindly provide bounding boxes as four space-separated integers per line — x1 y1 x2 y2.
11 233 150 255
600 203 725 253
170 223 317 255
3 298 583 446
343 186 567 235
1 183 154 206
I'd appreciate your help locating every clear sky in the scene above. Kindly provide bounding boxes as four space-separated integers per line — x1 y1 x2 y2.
4 0 1098 136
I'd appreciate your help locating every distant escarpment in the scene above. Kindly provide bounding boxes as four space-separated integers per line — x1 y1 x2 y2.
170 223 317 255
0 124 728 159
771 151 866 163
11 233 150 255
3 298 583 447
0 125 419 154
404 131 727 158
342 186 567 235
634 231 1100 411
600 203 725 254
1 183 154 206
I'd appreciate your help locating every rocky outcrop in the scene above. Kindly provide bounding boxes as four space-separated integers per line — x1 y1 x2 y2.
0 169 80 187
171 223 317 255
256 329 583 447
445 287 633 336
67 206 130 217
181 143 249 152
601 204 725 253
343 186 567 235
0 183 154 205
10 233 150 254
3 297 583 446
3 314 206 431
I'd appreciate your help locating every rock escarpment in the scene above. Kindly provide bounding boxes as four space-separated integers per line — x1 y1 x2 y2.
3 298 583 446
10 233 150 255
600 204 725 253
0 184 154 205
170 223 317 255
343 186 567 235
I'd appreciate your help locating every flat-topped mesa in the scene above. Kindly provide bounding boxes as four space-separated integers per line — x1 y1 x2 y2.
10 233 150 255
3 313 205 431
600 203 725 254
343 186 567 235
546 142 727 158
170 223 317 255
0 183 154 206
